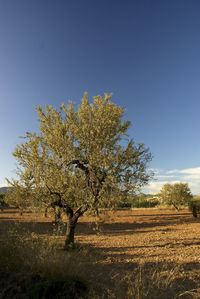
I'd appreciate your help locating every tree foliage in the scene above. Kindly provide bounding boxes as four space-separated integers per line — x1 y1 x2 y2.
0 193 6 211
159 183 192 210
188 195 200 218
11 93 152 246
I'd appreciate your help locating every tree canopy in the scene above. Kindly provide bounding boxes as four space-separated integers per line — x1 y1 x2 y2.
159 183 192 210
11 93 152 247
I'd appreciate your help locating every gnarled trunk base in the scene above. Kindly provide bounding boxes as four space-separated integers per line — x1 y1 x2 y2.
44 207 48 218
64 220 76 249
63 205 89 249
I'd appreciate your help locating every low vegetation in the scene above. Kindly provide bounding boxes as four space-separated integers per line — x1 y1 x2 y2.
120 193 160 209
188 195 200 218
0 228 88 298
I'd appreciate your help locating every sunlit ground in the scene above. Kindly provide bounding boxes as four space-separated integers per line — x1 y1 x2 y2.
0 208 200 298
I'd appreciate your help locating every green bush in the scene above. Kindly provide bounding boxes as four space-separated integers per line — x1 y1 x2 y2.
132 197 159 208
0 193 7 210
188 196 200 217
117 201 132 208
116 194 160 209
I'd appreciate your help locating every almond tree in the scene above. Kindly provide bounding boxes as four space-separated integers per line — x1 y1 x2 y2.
6 169 35 215
159 183 192 210
12 93 152 248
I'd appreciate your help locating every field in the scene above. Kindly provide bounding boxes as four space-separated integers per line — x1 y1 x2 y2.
0 208 200 298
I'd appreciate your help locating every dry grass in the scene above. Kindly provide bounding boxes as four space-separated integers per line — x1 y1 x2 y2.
0 208 200 298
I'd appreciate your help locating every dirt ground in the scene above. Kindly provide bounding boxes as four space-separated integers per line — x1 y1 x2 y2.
1 208 200 298
79 208 200 264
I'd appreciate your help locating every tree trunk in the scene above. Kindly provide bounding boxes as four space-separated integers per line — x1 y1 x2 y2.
65 217 77 248
44 207 48 218
54 207 62 223
64 205 88 249
51 200 88 249
95 207 99 217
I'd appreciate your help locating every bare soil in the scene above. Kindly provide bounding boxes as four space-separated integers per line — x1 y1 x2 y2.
1 208 200 298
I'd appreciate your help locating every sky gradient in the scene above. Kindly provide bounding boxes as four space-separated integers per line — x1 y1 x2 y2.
1 0 200 193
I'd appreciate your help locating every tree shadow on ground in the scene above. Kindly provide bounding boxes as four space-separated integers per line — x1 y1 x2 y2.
77 243 200 299
0 220 55 235
0 218 193 237
111 211 190 218
0 209 200 237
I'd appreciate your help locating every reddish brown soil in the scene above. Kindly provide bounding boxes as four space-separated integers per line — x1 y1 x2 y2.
1 208 200 265
1 208 200 298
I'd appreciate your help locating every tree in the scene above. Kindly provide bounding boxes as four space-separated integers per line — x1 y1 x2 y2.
11 93 152 248
159 183 192 210
0 193 5 211
188 195 200 218
6 170 35 215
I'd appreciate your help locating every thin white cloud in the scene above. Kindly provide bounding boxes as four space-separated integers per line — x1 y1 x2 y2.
157 175 176 179
167 167 200 175
182 174 200 180
144 166 200 194
166 169 180 174
179 167 200 174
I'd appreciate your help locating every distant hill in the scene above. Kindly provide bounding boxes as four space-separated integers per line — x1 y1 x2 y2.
0 187 11 194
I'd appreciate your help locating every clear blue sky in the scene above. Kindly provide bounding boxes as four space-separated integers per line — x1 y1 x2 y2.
1 0 200 193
